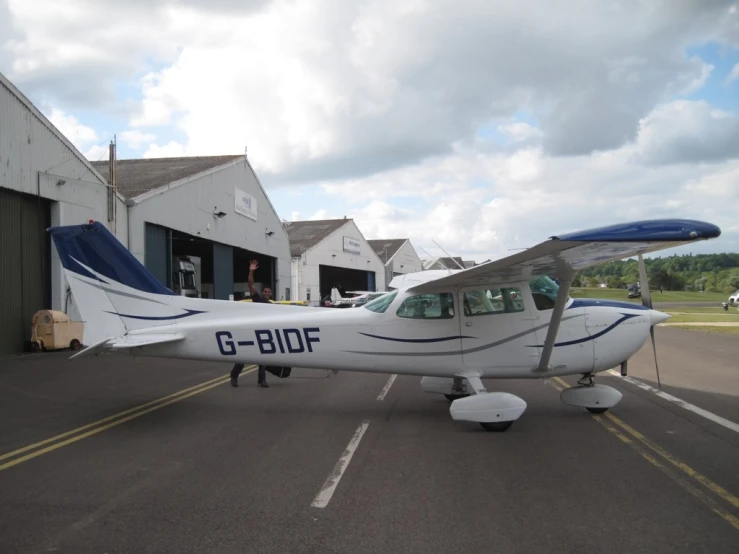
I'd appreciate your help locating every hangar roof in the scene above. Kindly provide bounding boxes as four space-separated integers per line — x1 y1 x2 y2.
367 239 407 264
90 155 243 198
284 219 352 257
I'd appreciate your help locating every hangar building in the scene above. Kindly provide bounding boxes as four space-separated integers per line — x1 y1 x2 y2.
285 219 385 305
91 155 291 302
0 72 128 355
367 238 423 286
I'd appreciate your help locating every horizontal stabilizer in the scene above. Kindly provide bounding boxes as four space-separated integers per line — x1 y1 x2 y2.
69 333 185 359
70 336 117 359
108 334 186 349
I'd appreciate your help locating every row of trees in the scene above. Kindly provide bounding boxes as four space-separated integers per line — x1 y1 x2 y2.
574 253 739 293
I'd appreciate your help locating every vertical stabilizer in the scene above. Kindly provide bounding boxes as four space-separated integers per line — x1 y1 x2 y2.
48 222 204 345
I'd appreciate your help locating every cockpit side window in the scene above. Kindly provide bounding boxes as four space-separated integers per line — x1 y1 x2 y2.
529 276 560 311
396 293 455 319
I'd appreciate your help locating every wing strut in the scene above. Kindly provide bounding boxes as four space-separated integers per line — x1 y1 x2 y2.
535 268 574 373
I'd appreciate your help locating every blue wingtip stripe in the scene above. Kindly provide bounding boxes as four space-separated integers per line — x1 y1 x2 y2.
554 219 721 242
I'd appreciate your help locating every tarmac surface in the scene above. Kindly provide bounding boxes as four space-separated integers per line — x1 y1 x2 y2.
1 326 738 554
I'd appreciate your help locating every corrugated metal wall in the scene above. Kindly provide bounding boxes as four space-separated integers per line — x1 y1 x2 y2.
213 243 234 300
0 188 50 355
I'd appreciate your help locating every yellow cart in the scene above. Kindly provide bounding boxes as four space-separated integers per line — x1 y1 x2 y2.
30 310 84 352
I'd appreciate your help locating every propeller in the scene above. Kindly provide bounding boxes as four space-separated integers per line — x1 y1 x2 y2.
637 254 662 389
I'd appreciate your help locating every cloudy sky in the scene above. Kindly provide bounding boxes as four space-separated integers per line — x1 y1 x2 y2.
2 0 738 262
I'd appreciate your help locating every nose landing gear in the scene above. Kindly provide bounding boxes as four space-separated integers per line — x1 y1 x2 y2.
560 372 623 414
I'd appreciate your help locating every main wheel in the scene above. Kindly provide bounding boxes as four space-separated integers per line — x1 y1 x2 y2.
445 394 470 402
586 407 608 414
70 339 81 351
480 421 513 432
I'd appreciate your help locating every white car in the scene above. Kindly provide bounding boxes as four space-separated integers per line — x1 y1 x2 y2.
729 290 739 306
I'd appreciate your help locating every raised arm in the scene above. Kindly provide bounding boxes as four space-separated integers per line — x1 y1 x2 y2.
248 260 259 296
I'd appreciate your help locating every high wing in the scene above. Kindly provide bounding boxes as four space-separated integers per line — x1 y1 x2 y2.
404 219 721 293
402 219 721 373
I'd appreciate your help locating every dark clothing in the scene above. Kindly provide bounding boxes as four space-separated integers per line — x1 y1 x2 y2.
230 361 268 385
231 291 272 385
251 292 272 304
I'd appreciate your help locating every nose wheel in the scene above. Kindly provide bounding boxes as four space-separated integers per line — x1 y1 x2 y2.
480 421 514 432
560 373 623 414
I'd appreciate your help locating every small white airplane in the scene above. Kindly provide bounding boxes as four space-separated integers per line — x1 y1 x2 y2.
48 218 721 432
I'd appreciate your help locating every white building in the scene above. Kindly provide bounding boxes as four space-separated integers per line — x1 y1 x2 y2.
285 219 386 305
367 238 424 286
91 155 291 302
0 71 127 355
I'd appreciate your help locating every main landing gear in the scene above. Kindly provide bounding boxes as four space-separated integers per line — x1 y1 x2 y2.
559 373 623 414
420 374 527 432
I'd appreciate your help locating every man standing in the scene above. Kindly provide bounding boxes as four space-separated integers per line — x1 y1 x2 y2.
230 259 273 388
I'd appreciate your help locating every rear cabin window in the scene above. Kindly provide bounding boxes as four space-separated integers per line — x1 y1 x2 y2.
462 288 524 316
396 293 455 319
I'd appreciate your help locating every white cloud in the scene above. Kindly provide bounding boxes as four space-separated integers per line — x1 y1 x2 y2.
142 140 187 158
119 129 156 150
2 0 738 261
47 107 98 146
498 122 542 143
729 63 739 83
84 144 109 161
297 109 739 262
4 0 729 180
632 100 739 165
309 209 330 220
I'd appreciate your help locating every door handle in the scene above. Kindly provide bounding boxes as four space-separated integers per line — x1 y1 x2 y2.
465 321 472 327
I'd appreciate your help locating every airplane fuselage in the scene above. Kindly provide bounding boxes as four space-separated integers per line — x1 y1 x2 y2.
125 284 662 379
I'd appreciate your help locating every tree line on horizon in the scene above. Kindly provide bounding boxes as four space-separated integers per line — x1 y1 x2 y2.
573 253 739 293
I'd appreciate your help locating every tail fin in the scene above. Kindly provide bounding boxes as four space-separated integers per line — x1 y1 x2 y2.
48 222 204 345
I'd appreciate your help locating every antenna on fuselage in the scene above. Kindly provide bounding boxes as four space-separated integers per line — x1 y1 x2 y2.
431 240 466 270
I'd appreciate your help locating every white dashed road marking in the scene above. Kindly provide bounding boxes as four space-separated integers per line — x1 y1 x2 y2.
376 374 397 401
311 421 370 508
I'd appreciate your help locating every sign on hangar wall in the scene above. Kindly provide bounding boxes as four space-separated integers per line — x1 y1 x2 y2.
235 187 258 221
343 236 361 254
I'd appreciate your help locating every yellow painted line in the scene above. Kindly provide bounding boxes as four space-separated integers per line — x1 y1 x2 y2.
593 415 739 532
605 413 739 511
0 372 229 462
0 366 256 471
545 379 739 531
552 376 569 389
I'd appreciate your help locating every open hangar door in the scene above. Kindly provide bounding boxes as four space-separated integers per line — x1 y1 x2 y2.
0 188 51 354
319 264 376 303
146 223 275 301
233 248 276 300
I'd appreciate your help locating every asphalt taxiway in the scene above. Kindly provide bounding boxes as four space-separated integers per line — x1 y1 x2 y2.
1 326 737 553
